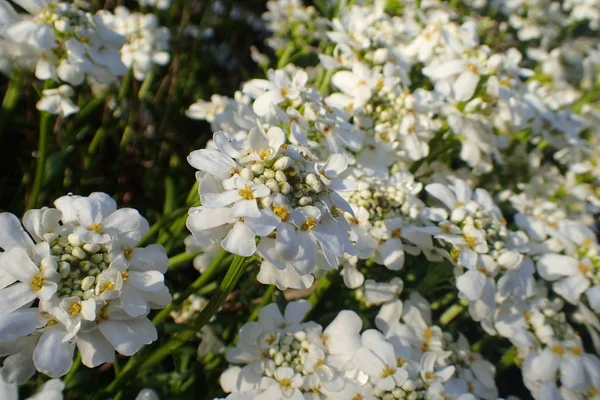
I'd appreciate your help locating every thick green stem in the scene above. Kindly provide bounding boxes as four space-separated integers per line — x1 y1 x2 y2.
64 352 81 386
106 255 250 394
152 248 229 325
277 44 296 69
26 111 53 210
168 251 201 269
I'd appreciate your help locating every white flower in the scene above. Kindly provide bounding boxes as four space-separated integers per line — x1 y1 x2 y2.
0 193 169 379
36 85 79 117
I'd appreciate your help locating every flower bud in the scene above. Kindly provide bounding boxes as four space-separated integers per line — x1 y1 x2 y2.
250 164 264 175
298 196 312 206
84 243 101 253
274 170 287 182
273 156 292 170
81 276 96 291
240 168 254 181
265 179 279 193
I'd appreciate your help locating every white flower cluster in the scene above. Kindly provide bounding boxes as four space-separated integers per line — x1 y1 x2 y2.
99 6 170 81
185 0 600 398
0 0 128 116
217 296 498 400
0 193 171 382
186 123 358 290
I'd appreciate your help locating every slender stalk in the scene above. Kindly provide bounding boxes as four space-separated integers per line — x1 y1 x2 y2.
64 352 82 386
142 255 251 368
440 303 465 325
152 248 228 325
168 251 201 268
308 269 337 306
26 111 53 210
138 69 156 101
0 79 22 143
277 44 296 69
248 285 276 322
106 255 251 394
137 206 189 247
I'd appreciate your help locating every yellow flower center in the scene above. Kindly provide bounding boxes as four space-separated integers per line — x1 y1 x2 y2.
380 364 396 378
68 303 82 316
259 148 272 160
551 345 565 356
424 371 436 380
579 263 592 276
464 235 478 250
279 378 292 388
100 282 115 293
391 228 402 238
88 223 103 233
273 205 291 221
301 217 317 231
238 185 254 200
30 274 44 292
121 272 129 281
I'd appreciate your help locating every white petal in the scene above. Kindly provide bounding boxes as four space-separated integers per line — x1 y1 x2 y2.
75 329 115 368
187 149 236 180
283 300 311 324
202 190 241 209
456 270 487 301
0 309 43 341
553 274 590 304
120 285 148 317
231 199 260 218
0 282 36 314
98 318 157 356
221 222 256 257
425 183 456 209
33 327 74 378
537 254 579 281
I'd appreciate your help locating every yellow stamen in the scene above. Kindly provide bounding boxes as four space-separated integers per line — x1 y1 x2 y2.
551 345 565 356
272 205 291 221
68 303 82 316
238 185 254 200
30 274 44 292
380 364 396 378
301 217 317 231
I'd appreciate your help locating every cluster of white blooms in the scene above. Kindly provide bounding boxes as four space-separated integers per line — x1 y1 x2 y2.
217 296 498 400
186 123 358 290
185 0 600 398
0 193 171 382
0 0 128 116
99 7 170 81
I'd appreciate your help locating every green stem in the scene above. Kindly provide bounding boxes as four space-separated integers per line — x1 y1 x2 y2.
308 269 337 306
248 285 276 322
64 352 81 386
26 111 53 210
137 206 189 247
277 44 296 69
138 69 156 101
84 127 106 170
168 251 201 268
152 248 229 325
440 303 465 325
0 79 22 143
106 255 251 394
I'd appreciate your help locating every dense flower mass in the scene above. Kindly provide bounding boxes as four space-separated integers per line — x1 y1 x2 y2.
0 0 599 398
217 297 501 400
0 193 170 381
